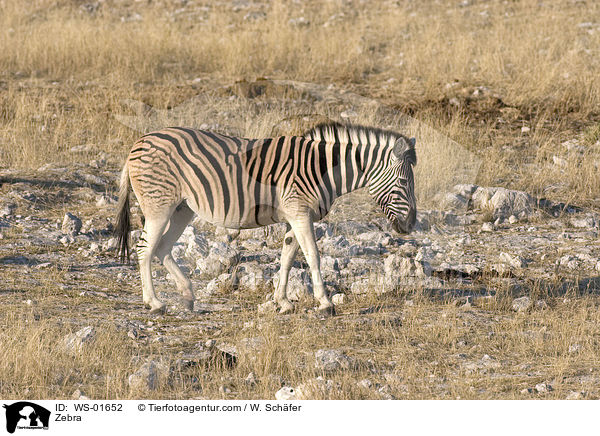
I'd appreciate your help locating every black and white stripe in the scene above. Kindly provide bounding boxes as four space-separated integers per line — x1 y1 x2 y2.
115 123 417 314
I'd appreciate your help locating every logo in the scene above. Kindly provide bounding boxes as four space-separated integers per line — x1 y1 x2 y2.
2 402 50 434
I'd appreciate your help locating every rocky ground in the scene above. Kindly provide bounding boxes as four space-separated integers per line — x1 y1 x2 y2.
1 162 599 400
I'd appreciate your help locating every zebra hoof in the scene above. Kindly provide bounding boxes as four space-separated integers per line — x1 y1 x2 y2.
278 301 295 315
316 304 336 317
148 303 166 314
182 298 195 312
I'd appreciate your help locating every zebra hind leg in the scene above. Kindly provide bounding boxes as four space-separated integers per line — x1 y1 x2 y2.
155 203 196 311
137 211 172 314
275 225 299 314
289 217 335 316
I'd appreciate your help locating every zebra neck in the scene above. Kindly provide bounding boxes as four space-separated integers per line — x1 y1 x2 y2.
352 142 390 193
325 141 389 197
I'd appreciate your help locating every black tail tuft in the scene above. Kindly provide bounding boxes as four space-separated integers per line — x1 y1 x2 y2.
115 165 131 263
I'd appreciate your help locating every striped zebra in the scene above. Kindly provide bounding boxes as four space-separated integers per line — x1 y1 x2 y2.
115 123 417 315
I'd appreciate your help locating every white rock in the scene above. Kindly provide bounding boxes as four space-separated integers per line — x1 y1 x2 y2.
558 255 579 270
237 263 271 290
346 257 381 276
102 237 118 251
472 187 534 220
314 349 354 372
184 227 209 258
205 273 232 296
331 293 345 305
258 300 277 313
415 247 435 264
275 386 297 400
128 360 171 391
566 390 584 400
95 195 109 207
62 326 96 355
575 252 595 264
295 376 340 399
441 193 468 212
481 222 494 232
319 255 342 282
60 234 75 246
570 216 596 229
350 279 371 294
313 222 334 240
452 184 478 199
499 252 524 268
244 372 257 387
238 336 267 354
349 276 388 294
535 383 552 393
196 241 239 276
272 268 311 301
355 231 392 247
71 389 90 400
511 296 531 312
320 235 350 256
61 212 82 236
0 203 15 217
384 253 431 285
492 263 510 276
358 379 373 389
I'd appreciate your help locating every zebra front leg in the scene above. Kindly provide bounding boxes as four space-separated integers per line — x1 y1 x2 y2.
289 217 335 316
155 203 196 311
137 214 171 314
275 225 299 314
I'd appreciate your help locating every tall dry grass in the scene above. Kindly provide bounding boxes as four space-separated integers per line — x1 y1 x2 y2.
0 0 599 204
1 1 598 106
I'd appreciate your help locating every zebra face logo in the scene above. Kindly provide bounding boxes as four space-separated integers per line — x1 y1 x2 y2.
380 136 417 234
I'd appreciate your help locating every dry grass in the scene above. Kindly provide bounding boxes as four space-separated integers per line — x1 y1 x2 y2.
0 279 599 400
0 0 599 203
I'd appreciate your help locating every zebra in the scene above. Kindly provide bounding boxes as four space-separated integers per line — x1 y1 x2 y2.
115 123 417 315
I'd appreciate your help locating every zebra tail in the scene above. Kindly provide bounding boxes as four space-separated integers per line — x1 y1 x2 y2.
115 164 131 263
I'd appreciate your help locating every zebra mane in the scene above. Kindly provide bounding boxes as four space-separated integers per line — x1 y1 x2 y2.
301 122 408 150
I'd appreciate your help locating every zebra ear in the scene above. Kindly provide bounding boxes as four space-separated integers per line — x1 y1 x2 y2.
393 137 417 165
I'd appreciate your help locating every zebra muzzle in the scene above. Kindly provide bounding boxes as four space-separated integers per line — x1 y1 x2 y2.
392 209 416 234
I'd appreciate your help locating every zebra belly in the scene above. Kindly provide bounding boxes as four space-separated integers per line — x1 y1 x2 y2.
183 191 281 229
190 208 280 229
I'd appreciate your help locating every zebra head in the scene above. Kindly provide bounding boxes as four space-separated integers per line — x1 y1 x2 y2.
369 136 417 234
